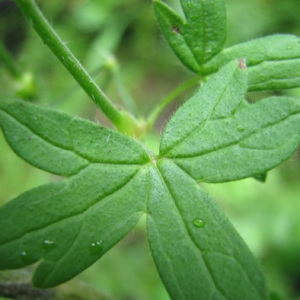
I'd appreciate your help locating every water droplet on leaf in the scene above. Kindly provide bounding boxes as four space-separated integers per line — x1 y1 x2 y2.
20 251 31 264
193 219 206 228
90 240 103 255
43 240 56 251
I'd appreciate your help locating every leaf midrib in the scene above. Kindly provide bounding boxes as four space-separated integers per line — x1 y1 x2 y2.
158 161 264 296
0 109 149 166
166 108 300 159
160 73 234 158
0 168 142 247
155 163 228 299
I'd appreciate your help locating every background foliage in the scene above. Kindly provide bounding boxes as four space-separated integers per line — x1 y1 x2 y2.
0 0 300 299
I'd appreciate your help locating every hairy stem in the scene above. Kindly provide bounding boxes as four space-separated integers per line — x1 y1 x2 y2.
147 75 201 130
14 0 125 127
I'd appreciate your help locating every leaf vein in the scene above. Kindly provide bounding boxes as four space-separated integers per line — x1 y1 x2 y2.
172 110 300 159
171 162 267 291
156 166 228 298
0 169 140 247
147 214 187 299
1 109 145 166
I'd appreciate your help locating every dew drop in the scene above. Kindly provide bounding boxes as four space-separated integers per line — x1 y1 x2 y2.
90 240 103 255
237 126 245 132
20 251 31 264
193 219 206 228
43 240 56 251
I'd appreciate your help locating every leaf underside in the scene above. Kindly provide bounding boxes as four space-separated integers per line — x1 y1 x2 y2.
0 60 300 299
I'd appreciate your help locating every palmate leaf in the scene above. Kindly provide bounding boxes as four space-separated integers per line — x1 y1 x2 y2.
0 101 151 287
153 0 226 71
152 60 300 299
1 60 300 299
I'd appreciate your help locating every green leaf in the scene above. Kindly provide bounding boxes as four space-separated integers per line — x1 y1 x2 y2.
154 0 226 71
201 34 300 90
179 0 226 64
0 100 151 287
252 172 267 183
0 165 147 288
0 100 149 176
1 59 299 297
160 60 248 156
147 160 267 299
160 60 300 182
153 1 200 72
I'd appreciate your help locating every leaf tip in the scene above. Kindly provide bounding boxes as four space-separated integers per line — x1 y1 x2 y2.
171 25 181 34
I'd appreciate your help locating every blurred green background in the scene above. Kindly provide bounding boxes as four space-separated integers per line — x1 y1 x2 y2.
0 0 300 299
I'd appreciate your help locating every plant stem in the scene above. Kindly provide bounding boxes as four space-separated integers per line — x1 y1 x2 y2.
147 75 201 130
0 41 22 79
14 0 124 127
112 67 139 117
